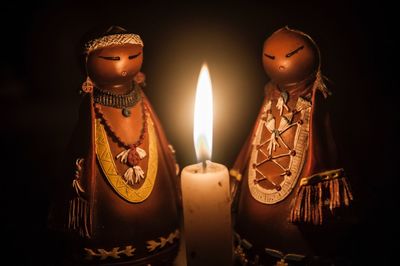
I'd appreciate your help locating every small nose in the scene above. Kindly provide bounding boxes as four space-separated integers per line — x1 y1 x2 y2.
279 65 285 71
121 71 127 77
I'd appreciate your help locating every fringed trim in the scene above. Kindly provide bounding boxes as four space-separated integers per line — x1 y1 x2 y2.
289 168 353 225
68 197 91 238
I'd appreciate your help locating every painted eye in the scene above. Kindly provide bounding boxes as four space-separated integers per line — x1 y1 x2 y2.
264 53 275 60
129 52 142 59
286 45 304 58
98 56 120 61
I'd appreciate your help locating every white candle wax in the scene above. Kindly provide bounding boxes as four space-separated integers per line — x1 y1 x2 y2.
181 160 233 266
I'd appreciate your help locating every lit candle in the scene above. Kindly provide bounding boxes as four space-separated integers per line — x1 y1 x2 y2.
181 64 233 266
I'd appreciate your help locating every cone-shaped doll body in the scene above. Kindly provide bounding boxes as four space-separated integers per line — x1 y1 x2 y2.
48 26 181 266
232 27 354 266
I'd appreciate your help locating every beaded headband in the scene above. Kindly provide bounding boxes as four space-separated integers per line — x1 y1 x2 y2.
84 33 144 54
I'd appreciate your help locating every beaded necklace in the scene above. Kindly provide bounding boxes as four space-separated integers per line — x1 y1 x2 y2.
94 99 148 185
93 85 141 117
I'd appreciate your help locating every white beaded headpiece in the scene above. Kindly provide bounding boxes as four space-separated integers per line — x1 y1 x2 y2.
84 33 144 54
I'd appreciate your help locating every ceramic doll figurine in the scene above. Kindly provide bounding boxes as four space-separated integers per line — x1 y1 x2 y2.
48 26 181 265
230 27 354 266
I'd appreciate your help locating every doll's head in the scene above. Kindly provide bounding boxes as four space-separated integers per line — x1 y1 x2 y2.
84 26 144 91
262 26 319 87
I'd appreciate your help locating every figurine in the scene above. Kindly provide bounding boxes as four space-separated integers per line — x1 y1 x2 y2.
48 26 181 265
230 27 354 265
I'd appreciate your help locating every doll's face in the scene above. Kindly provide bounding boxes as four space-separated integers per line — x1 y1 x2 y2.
86 43 143 88
262 29 318 86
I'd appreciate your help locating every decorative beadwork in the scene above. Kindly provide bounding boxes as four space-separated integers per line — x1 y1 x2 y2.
248 93 311 204
95 100 149 185
93 85 141 117
85 33 143 54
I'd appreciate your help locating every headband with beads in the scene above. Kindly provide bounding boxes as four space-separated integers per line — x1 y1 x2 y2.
84 33 144 55
81 32 144 93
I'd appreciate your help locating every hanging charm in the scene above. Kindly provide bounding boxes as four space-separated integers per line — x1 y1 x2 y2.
116 147 148 184
116 149 130 164
81 76 94 94
276 91 289 116
123 166 145 184
136 147 147 159
122 107 131 117
265 114 280 155
133 166 145 183
134 71 146 88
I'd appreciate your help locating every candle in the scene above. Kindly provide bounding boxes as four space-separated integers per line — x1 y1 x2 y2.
181 64 233 266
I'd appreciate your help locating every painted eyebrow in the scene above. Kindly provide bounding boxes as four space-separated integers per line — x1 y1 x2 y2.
264 53 275 60
128 52 142 59
98 55 120 60
286 45 304 58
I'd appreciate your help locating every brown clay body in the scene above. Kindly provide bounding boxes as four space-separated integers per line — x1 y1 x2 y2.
232 27 353 266
262 28 319 87
87 42 144 142
49 27 180 266
87 43 143 93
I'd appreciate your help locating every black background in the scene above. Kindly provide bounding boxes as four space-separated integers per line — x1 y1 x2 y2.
1 1 396 265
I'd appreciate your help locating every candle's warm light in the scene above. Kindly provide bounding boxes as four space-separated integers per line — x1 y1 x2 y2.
194 63 213 162
181 63 233 265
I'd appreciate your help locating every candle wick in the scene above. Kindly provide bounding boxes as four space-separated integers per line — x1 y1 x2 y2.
202 160 207 172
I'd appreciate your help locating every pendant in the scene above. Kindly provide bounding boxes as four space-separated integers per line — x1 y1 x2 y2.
95 117 158 203
122 107 131 117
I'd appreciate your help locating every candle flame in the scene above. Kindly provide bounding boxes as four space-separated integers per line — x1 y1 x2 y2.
194 63 213 162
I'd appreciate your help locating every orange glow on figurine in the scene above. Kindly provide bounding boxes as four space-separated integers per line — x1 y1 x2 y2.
262 28 319 87
231 26 354 266
48 26 181 265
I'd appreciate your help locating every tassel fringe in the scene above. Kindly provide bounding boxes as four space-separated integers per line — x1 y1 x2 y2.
290 168 353 225
68 197 91 238
123 166 145 184
136 147 147 159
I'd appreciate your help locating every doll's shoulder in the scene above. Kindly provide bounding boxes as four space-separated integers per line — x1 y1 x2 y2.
263 81 276 98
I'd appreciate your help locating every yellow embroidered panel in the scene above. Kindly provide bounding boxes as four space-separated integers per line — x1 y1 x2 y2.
95 116 158 203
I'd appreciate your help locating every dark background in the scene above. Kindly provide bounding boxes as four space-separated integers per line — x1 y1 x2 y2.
1 1 396 265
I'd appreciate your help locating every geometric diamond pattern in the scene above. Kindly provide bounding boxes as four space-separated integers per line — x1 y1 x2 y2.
248 96 311 204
